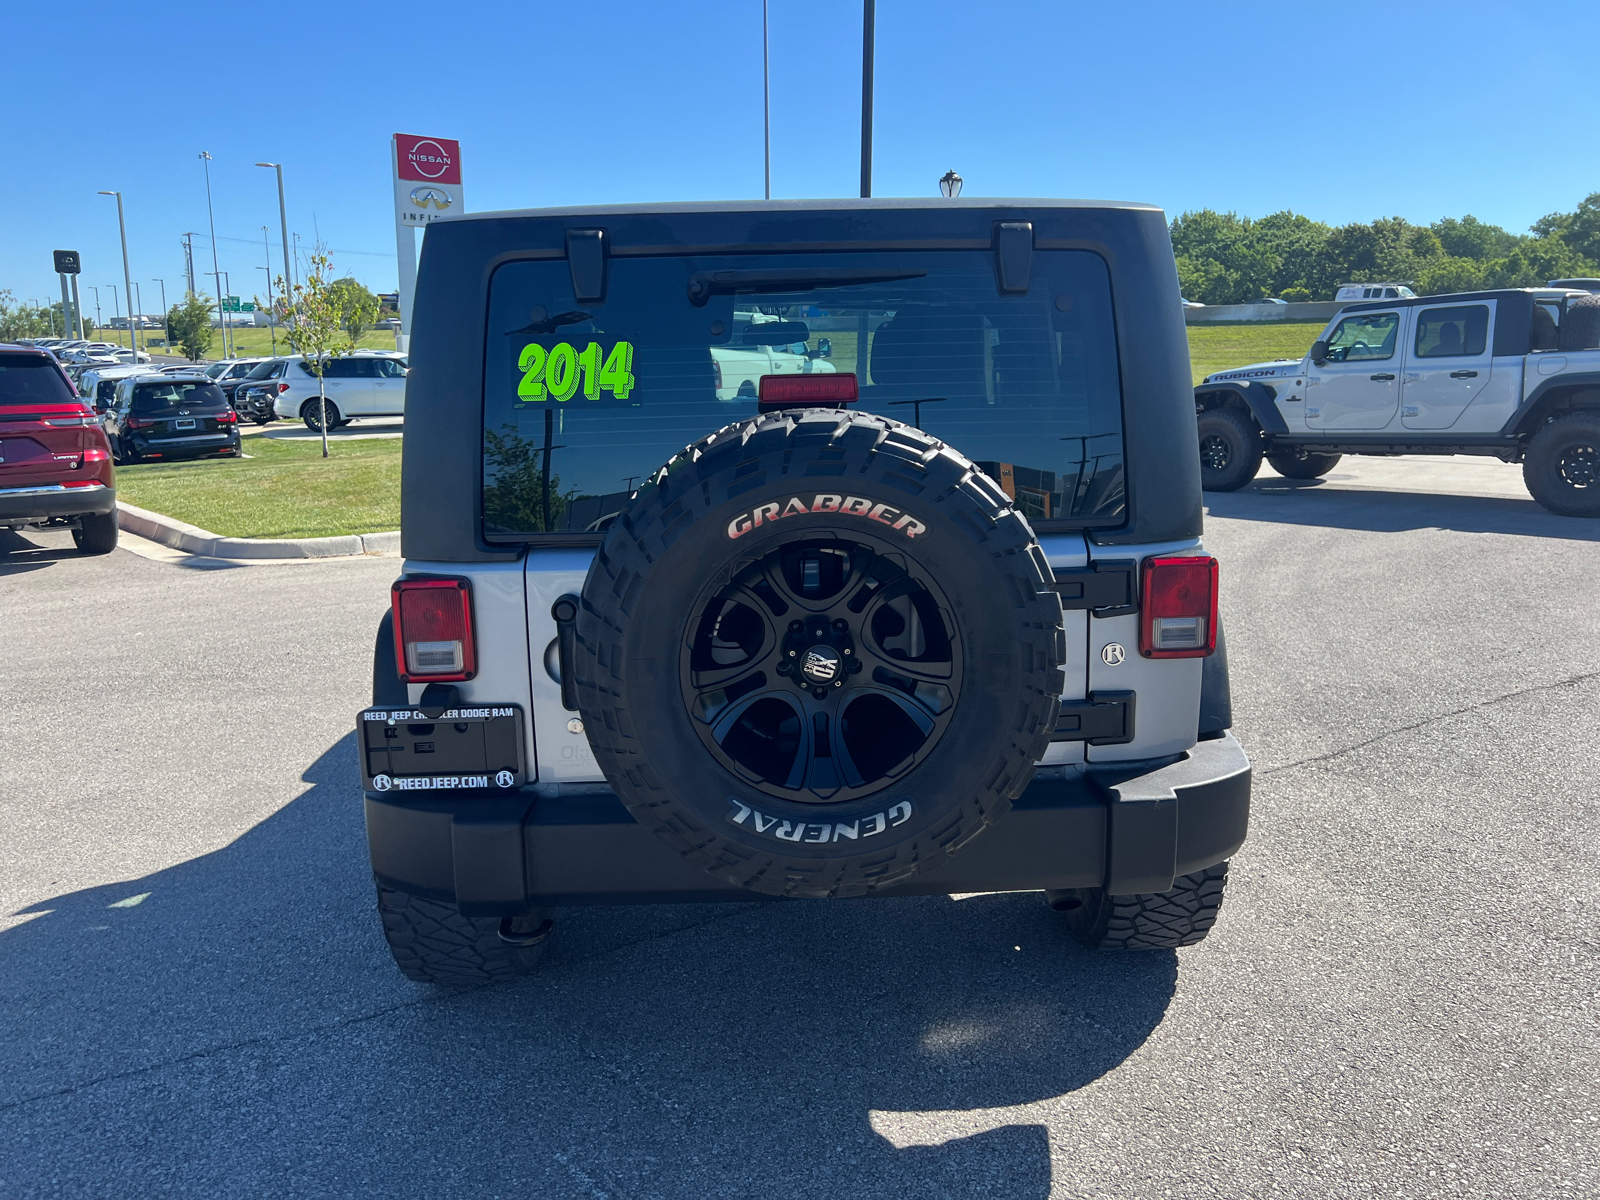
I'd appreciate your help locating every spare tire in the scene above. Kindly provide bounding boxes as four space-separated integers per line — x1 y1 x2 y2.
1559 293 1600 352
572 409 1065 899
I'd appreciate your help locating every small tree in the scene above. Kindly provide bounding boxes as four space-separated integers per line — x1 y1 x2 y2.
273 251 355 458
168 293 215 362
327 277 381 343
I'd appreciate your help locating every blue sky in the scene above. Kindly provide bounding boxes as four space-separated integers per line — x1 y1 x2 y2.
5 0 1596 312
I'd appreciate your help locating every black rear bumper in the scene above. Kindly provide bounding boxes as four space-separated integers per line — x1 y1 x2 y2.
0 482 116 523
364 731 1251 915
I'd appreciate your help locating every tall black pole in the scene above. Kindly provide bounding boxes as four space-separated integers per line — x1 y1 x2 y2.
860 0 874 198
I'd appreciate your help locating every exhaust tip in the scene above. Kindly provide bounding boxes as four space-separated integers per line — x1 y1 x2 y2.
1045 890 1084 912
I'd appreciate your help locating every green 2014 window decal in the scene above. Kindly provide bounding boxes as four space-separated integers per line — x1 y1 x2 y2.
517 341 635 401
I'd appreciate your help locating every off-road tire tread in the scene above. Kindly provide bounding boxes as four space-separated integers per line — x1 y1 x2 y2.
574 408 1064 900
1066 862 1230 949
375 883 549 985
1558 293 1600 353
1523 412 1600 517
1197 408 1264 492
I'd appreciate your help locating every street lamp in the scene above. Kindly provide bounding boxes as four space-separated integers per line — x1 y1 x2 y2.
255 162 294 300
257 266 277 354
133 282 144 351
106 284 121 346
97 190 140 357
199 152 228 359
152 278 167 343
259 224 278 354
89 286 102 332
939 170 963 199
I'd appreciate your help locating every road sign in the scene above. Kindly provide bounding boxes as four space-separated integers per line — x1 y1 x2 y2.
53 250 81 275
221 296 255 313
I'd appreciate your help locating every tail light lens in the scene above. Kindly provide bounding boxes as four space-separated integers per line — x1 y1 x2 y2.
126 416 155 429
82 448 110 464
1140 556 1218 658
216 409 238 423
392 578 476 682
758 373 858 411
277 383 290 393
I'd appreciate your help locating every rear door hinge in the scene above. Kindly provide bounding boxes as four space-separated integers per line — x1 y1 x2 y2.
1051 560 1137 616
1051 690 1135 745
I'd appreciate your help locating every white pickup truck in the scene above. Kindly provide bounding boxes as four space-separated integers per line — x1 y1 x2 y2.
1194 287 1600 515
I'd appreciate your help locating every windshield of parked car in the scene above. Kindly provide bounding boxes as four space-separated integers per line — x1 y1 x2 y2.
131 381 227 413
482 250 1125 538
0 354 77 406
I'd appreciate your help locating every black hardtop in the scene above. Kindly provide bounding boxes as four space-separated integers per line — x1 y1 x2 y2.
403 198 1201 562
1337 288 1582 359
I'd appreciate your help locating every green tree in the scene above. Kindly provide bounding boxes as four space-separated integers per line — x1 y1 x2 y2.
1531 192 1600 264
484 424 567 533
167 293 215 362
327 276 381 342
273 250 355 458
1431 215 1522 261
1415 256 1487 295
0 291 50 341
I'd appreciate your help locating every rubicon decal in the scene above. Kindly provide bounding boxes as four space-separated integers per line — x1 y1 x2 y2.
727 495 927 540
727 797 913 842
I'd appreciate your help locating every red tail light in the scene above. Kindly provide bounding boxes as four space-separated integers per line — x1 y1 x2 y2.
392 578 476 682
277 383 290 393
1140 556 1218 658
216 409 238 423
126 416 155 429
758 373 858 411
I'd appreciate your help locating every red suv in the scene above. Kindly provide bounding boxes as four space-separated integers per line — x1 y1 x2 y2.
0 345 118 554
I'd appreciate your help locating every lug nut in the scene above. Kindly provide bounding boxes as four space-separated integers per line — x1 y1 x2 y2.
833 619 848 631
790 621 803 632
842 647 851 655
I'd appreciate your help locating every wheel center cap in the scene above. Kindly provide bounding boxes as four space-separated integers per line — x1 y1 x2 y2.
800 645 842 684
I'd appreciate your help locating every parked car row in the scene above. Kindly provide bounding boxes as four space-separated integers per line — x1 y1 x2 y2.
230 351 408 430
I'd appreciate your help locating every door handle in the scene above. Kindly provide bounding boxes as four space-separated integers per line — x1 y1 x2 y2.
1449 370 1479 379
1370 373 1396 381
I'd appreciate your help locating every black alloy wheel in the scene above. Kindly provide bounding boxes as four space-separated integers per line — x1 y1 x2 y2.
683 536 961 804
1558 442 1598 489
1524 413 1600 517
1196 408 1264 492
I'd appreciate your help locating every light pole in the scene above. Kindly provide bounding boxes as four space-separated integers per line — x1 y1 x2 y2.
292 233 302 291
97 190 140 357
133 283 144 352
762 0 771 200
153 278 167 344
260 224 278 353
860 0 874 198
939 170 962 198
199 152 229 359
257 266 277 354
89 286 102 333
256 163 293 300
107 284 121 347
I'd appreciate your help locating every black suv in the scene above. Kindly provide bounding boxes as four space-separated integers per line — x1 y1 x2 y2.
362 200 1250 984
99 374 241 464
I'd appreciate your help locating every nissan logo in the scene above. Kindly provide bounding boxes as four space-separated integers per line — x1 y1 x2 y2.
409 186 454 211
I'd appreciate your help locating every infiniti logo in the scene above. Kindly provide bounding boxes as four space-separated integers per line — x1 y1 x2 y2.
409 186 454 211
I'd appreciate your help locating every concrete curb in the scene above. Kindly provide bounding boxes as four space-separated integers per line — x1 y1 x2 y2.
116 501 399 559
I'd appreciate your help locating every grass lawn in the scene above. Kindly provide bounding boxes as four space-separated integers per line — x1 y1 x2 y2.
114 434 401 539
104 327 399 361
1185 322 1323 385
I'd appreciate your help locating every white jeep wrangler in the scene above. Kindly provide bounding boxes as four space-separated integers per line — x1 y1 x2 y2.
1194 288 1600 515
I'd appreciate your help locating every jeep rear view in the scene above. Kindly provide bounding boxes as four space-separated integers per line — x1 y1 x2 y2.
361 200 1251 984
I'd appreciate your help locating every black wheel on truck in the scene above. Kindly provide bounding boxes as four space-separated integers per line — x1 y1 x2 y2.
72 510 119 555
572 408 1065 899
1197 408 1263 492
375 884 554 985
1047 862 1230 949
1266 448 1342 480
1523 412 1600 517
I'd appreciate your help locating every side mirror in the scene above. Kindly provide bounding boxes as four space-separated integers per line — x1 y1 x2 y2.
1310 339 1328 366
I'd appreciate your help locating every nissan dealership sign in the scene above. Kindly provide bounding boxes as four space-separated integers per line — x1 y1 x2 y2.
392 134 464 229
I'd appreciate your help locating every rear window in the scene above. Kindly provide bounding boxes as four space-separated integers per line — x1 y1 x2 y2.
131 381 227 413
482 250 1125 538
0 354 76 406
246 360 288 380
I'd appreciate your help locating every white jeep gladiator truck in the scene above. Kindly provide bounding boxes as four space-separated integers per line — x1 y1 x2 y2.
1193 287 1600 516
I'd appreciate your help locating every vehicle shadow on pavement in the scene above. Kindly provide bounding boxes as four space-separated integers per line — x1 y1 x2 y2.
1206 483 1600 541
0 735 1175 1198
0 529 83 575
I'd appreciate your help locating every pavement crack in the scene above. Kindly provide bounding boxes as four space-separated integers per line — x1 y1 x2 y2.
1258 669 1600 779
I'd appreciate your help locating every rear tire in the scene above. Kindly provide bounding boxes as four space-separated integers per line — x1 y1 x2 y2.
1524 412 1600 517
1266 448 1342 479
72 510 119 555
1050 862 1230 949
302 399 342 432
1197 408 1263 491
375 883 553 985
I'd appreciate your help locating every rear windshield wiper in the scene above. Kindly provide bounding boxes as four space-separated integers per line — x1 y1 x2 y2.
687 268 928 307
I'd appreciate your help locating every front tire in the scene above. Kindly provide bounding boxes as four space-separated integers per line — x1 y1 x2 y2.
375 884 553 985
1050 862 1230 949
302 399 342 432
1266 448 1342 479
73 510 119 555
1524 413 1600 517
1197 408 1264 491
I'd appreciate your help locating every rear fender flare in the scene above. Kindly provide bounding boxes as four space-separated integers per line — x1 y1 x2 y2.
1194 381 1287 435
1500 371 1600 438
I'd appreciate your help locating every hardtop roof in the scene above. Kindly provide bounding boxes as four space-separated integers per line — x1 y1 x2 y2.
1340 287 1580 314
439 196 1163 225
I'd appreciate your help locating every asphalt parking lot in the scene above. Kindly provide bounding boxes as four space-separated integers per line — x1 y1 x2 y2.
2 459 1596 1198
